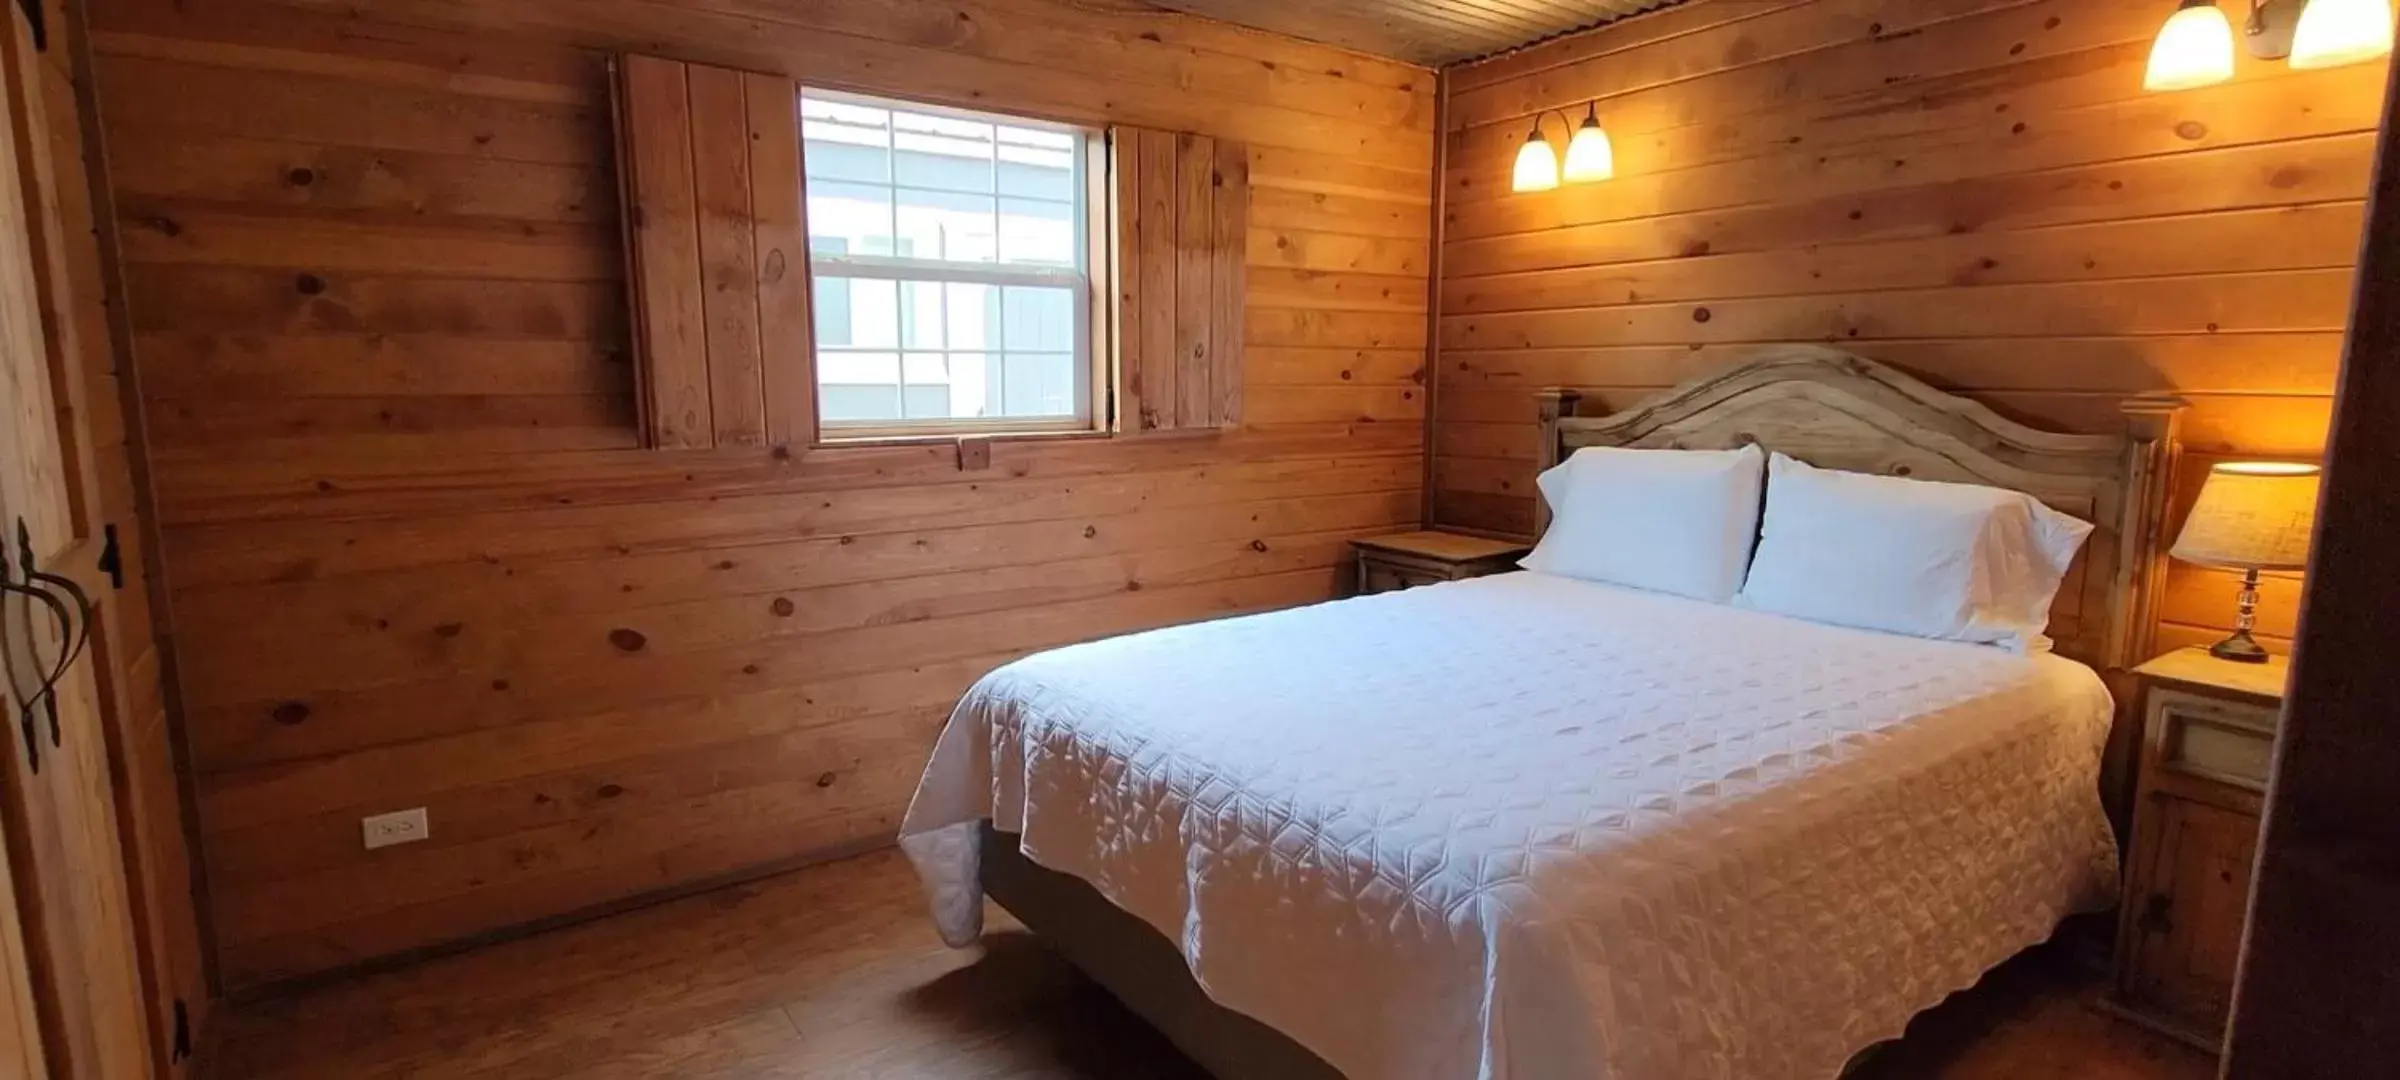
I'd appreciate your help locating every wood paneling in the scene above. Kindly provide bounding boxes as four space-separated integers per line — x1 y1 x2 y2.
1430 0 2386 643
1115 126 1249 433
614 53 712 449
613 54 799 450
85 0 1433 987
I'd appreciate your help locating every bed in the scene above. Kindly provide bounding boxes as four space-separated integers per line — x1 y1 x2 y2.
900 346 2189 1080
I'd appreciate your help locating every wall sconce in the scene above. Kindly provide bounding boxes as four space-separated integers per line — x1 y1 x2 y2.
1511 103 1614 193
2145 0 2394 91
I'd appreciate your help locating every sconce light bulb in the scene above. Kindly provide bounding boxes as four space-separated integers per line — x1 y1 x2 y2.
2144 0 2238 91
2291 0 2395 69
1512 127 1560 193
1562 111 1615 184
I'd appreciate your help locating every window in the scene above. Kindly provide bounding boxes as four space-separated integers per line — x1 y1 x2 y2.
800 90 1102 436
611 53 1247 452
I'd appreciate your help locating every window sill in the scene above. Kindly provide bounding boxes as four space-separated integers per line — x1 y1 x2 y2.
812 428 1108 452
808 425 1225 470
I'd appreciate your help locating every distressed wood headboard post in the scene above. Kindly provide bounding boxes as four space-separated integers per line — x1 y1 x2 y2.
2106 395 2190 674
1532 387 1583 539
2096 394 2187 828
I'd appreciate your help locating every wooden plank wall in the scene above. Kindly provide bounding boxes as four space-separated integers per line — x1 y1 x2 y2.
1431 0 2389 654
83 0 1433 986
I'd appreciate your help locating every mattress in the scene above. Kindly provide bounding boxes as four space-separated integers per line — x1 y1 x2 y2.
899 572 2119 1080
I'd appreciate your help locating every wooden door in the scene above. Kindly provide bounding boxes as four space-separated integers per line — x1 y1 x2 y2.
0 0 153 1072
0 807 51 1078
2223 40 2400 1077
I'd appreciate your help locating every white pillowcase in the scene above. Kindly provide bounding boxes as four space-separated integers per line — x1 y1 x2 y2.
1736 453 2094 653
1522 444 1766 602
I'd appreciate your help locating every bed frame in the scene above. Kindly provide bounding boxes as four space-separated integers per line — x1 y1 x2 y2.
1535 345 2186 675
981 345 2188 1079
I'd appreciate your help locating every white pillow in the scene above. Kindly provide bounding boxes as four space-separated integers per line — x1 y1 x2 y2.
1736 453 2094 653
1522 444 1766 602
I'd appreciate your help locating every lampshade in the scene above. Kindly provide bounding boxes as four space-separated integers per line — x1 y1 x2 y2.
2170 462 2322 571
1562 113 1614 183
2146 0 2238 91
2291 0 2395 68
1511 130 1559 193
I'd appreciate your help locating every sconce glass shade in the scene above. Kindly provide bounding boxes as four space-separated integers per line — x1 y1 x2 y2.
2145 1 2238 91
1562 114 1615 183
1512 130 1560 193
2291 0 2395 69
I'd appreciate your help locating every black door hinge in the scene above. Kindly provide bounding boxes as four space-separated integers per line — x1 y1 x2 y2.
12 0 42 51
171 998 192 1062
98 524 123 590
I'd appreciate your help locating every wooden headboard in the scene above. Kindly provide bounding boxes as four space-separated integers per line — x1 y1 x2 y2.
1534 345 2188 674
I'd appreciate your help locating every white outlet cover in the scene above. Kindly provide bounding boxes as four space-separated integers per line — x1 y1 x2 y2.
362 807 430 850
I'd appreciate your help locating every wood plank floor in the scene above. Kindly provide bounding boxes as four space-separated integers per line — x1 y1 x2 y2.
207 848 2218 1078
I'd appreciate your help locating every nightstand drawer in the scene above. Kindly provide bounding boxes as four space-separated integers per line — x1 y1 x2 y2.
1360 560 1446 594
2152 688 2278 793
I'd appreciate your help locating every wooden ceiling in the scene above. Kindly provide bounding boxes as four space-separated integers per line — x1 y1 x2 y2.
1149 0 1673 66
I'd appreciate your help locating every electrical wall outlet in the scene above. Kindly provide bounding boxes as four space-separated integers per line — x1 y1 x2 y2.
362 807 429 850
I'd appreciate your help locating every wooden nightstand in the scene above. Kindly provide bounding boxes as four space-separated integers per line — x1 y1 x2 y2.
2107 647 2290 1050
1349 531 1530 596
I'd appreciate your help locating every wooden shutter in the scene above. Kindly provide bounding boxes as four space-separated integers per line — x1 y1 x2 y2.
1112 127 1247 433
612 54 813 450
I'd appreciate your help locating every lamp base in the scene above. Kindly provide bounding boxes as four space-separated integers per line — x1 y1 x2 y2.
2209 628 2273 664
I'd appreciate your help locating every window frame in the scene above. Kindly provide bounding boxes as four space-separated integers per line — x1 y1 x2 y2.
798 88 1113 442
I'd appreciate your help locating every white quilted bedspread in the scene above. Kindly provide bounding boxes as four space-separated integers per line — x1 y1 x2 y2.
899 572 2119 1080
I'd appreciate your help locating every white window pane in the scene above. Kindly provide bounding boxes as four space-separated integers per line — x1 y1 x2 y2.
803 131 891 184
902 385 952 420
941 282 994 354
1001 286 1075 352
817 276 896 349
900 351 945 421
903 352 987 421
809 272 854 346
1002 354 1077 417
806 181 895 257
998 198 1076 267
822 385 900 422
820 348 901 423
802 99 892 185
997 130 1075 200
955 352 999 420
800 90 1092 432
818 350 899 384
900 351 951 386
896 188 997 264
893 110 996 194
898 280 944 350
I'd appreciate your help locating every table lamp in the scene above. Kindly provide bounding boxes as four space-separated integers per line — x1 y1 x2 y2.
2169 461 2322 663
